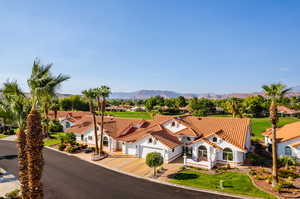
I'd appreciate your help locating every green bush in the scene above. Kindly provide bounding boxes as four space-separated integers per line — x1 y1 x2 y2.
66 145 77 153
278 169 298 179
58 144 66 151
246 152 265 166
49 120 63 132
248 170 257 176
5 189 20 199
61 132 76 145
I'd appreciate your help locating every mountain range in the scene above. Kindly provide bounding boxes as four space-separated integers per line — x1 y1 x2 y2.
109 86 300 99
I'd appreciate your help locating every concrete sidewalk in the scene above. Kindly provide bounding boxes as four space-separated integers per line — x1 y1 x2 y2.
0 135 16 141
0 168 19 197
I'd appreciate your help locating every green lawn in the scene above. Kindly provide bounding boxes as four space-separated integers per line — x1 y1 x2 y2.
106 111 152 120
251 117 300 140
43 132 66 146
169 170 276 199
0 134 9 139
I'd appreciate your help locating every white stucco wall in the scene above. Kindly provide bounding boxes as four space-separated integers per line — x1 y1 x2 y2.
123 135 182 162
278 137 300 159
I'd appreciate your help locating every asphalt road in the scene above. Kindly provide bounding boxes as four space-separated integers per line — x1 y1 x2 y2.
0 140 237 199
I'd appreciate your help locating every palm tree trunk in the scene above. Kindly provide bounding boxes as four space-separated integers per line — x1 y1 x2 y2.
92 111 99 155
54 110 58 120
100 98 105 154
97 96 101 115
16 129 29 199
271 122 278 187
26 109 44 199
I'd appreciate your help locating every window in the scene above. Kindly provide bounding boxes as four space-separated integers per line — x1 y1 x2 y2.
88 136 93 141
212 137 218 143
285 146 292 156
103 136 109 146
80 134 84 141
148 138 153 143
171 121 176 127
186 137 191 141
172 148 175 152
66 122 71 128
198 145 208 161
223 148 233 161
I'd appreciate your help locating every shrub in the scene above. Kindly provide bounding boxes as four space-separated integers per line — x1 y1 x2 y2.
146 152 164 176
49 120 63 132
278 169 298 179
246 152 265 166
62 132 76 145
249 170 257 176
278 156 297 169
179 166 186 171
255 175 265 180
66 145 77 153
5 189 20 199
274 183 282 193
58 144 66 151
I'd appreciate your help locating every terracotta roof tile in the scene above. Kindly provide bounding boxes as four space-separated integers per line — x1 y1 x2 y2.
263 121 300 142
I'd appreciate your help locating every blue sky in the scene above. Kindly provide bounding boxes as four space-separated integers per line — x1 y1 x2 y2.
0 0 299 94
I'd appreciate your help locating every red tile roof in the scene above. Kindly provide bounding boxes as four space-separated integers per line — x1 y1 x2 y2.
263 121 300 142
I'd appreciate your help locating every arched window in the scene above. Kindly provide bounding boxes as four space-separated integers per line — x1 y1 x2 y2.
198 145 208 161
285 146 292 156
148 138 153 143
223 148 233 161
212 137 218 143
103 136 109 146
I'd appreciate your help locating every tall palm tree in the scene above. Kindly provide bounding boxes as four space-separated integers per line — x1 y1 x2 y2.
1 81 31 199
27 59 70 198
94 86 111 154
262 83 291 187
82 89 99 155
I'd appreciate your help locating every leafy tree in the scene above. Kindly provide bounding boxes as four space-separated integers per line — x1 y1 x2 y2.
145 97 157 111
242 95 267 117
146 152 164 176
82 89 99 154
188 97 216 116
175 96 187 108
226 97 243 118
262 83 291 187
49 120 63 132
59 95 89 111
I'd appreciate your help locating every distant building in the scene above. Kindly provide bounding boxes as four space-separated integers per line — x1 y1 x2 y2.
278 106 300 117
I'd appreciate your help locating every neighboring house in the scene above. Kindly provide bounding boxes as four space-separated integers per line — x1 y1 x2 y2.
278 106 300 117
65 114 251 168
48 111 89 130
263 121 300 161
153 115 251 169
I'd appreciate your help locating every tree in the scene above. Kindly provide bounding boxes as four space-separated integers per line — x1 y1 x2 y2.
145 97 157 111
188 97 216 116
262 83 291 187
242 95 267 117
94 85 111 154
27 59 69 198
175 96 187 108
1 81 31 199
82 89 99 155
146 152 164 177
226 97 243 118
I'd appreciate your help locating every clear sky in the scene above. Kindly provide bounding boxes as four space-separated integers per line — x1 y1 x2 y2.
0 0 299 94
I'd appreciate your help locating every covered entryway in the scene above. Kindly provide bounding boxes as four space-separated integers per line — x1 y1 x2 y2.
197 145 208 161
140 146 164 159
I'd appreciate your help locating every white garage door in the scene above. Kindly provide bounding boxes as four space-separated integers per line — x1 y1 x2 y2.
140 146 164 159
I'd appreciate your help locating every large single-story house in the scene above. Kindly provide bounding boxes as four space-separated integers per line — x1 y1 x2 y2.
65 114 251 168
263 121 300 161
48 111 89 130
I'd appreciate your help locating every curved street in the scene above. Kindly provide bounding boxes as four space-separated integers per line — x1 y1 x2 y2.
0 140 237 199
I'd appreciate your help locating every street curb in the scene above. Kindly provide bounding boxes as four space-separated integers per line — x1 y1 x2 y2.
45 146 264 199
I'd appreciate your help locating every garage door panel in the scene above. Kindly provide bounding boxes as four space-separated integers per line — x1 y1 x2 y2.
141 146 164 158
